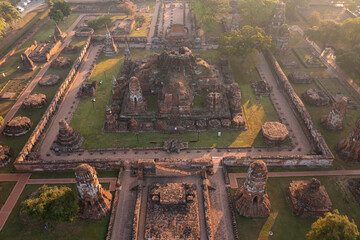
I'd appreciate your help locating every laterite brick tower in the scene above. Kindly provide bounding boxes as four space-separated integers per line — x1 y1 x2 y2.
234 160 271 217
75 164 112 219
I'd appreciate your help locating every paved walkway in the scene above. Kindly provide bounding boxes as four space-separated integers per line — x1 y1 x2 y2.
228 170 360 188
146 0 160 49
0 173 116 232
0 14 85 133
39 44 103 158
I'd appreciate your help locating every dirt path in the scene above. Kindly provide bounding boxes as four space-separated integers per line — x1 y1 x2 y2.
229 170 360 188
39 44 103 158
0 14 85 134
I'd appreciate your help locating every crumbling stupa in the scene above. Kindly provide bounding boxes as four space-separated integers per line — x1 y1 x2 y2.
3 116 33 137
53 23 67 41
320 96 347 131
287 178 332 217
103 26 118 56
0 145 12 167
75 164 112 219
52 120 83 152
234 160 271 218
336 119 360 161
261 121 289 145
21 53 36 71
23 93 47 109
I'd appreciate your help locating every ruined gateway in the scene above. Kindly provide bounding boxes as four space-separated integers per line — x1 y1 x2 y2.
105 47 245 132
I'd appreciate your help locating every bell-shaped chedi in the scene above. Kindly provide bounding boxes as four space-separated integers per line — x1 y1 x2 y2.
261 121 289 145
75 164 112 219
234 160 271 218
52 120 83 152
336 119 360 161
103 26 118 56
287 178 332 217
54 23 67 41
3 116 33 137
320 97 347 131
21 53 36 71
0 145 13 167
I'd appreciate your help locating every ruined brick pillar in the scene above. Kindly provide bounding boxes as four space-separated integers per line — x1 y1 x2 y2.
75 164 112 219
234 160 271 218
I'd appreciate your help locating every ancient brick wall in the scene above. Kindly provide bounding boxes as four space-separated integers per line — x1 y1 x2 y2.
14 36 92 171
202 180 214 240
131 184 142 240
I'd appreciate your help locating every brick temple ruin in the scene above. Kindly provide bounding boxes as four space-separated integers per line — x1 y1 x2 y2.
75 164 112 219
336 119 360 161
105 47 245 132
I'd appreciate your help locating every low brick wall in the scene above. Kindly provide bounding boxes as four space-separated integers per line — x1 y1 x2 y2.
131 184 142 240
202 180 214 240
105 169 121 240
14 36 92 171
226 186 240 240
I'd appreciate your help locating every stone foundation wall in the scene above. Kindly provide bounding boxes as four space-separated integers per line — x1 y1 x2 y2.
226 186 240 240
14 36 92 171
202 180 214 240
105 169 121 240
131 184 143 240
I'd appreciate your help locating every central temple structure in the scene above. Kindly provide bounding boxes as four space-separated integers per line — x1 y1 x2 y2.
105 47 245 132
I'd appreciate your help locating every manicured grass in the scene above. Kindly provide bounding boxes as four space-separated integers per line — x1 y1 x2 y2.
232 176 360 240
30 171 119 179
0 182 16 207
71 50 279 148
293 47 325 68
0 184 111 240
129 15 151 37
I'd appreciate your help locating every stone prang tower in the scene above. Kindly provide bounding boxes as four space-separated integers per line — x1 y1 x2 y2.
75 164 112 219
234 160 271 217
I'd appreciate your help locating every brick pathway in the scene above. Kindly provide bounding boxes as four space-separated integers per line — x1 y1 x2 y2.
228 170 360 188
0 173 116 232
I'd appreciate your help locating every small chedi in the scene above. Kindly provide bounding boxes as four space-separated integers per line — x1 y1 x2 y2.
0 145 12 167
163 139 188 153
39 74 61 86
3 116 32 137
261 121 289 145
252 80 271 96
287 178 332 217
51 57 73 69
336 119 360 161
22 93 47 109
75 164 112 219
103 26 118 56
234 160 271 218
53 23 67 41
20 53 36 71
62 45 79 54
79 81 97 97
302 89 330 106
52 120 83 152
145 183 200 239
106 47 245 132
320 96 347 131
288 71 312 84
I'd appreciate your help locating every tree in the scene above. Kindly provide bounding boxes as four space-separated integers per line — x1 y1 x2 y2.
0 17 5 39
341 18 360 46
0 1 21 23
192 0 230 32
21 185 78 225
121 0 136 17
237 0 276 27
87 16 112 30
306 210 359 240
45 0 53 7
218 25 272 56
0 115 4 127
285 0 310 21
134 14 146 27
48 0 71 22
305 20 340 49
49 8 64 23
309 11 321 27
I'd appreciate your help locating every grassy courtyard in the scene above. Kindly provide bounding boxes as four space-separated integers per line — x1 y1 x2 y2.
0 184 111 240
232 176 360 240
0 182 16 208
70 50 279 149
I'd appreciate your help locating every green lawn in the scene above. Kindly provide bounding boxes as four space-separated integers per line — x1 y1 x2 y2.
70 50 279 148
0 34 85 173
0 184 111 240
0 182 16 207
232 176 360 240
